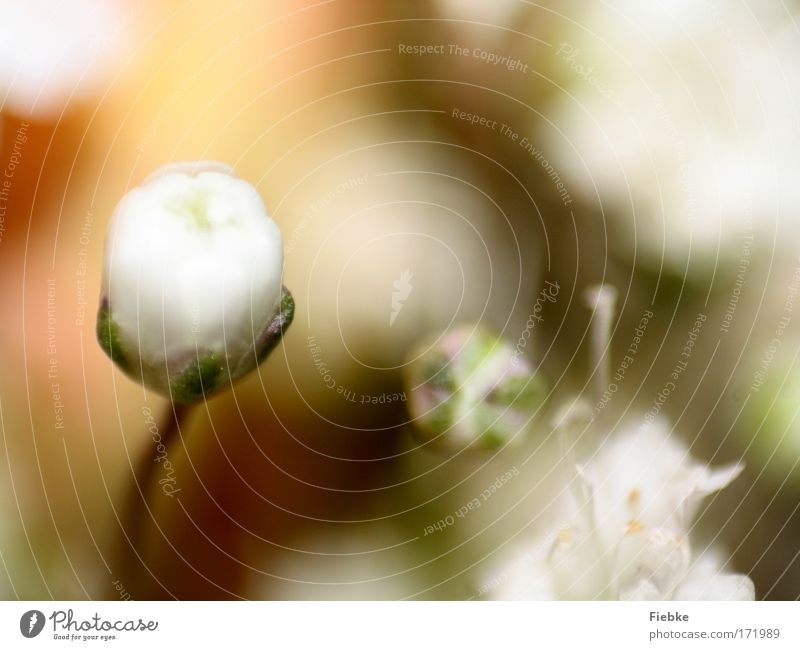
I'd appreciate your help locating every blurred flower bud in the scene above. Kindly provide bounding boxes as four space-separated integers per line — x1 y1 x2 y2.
403 325 547 450
0 0 127 119
97 161 293 403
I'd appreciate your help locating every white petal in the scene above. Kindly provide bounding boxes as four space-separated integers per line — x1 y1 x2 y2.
618 578 662 601
674 551 755 601
693 463 745 494
548 529 613 600
485 561 556 601
614 527 691 600
481 545 556 600
579 418 744 543
676 572 755 601
143 160 236 184
680 463 744 520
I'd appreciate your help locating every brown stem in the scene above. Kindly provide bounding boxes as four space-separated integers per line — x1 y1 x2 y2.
110 402 190 596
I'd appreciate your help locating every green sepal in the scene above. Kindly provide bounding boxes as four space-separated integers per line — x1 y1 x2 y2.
420 352 457 393
489 373 547 410
170 353 225 404
256 287 295 363
96 301 131 372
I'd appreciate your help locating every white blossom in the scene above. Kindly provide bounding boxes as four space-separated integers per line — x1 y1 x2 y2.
98 161 292 403
483 418 754 600
0 0 126 118
542 2 800 266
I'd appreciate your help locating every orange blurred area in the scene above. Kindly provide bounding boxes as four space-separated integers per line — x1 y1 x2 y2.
3 0 538 599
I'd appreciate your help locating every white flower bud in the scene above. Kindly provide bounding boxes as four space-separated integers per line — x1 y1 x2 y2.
98 161 293 403
0 0 125 118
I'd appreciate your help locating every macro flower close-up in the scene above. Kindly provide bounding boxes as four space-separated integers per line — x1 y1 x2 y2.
1 0 799 646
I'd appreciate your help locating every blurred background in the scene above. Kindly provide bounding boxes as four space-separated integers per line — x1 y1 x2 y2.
0 0 798 599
